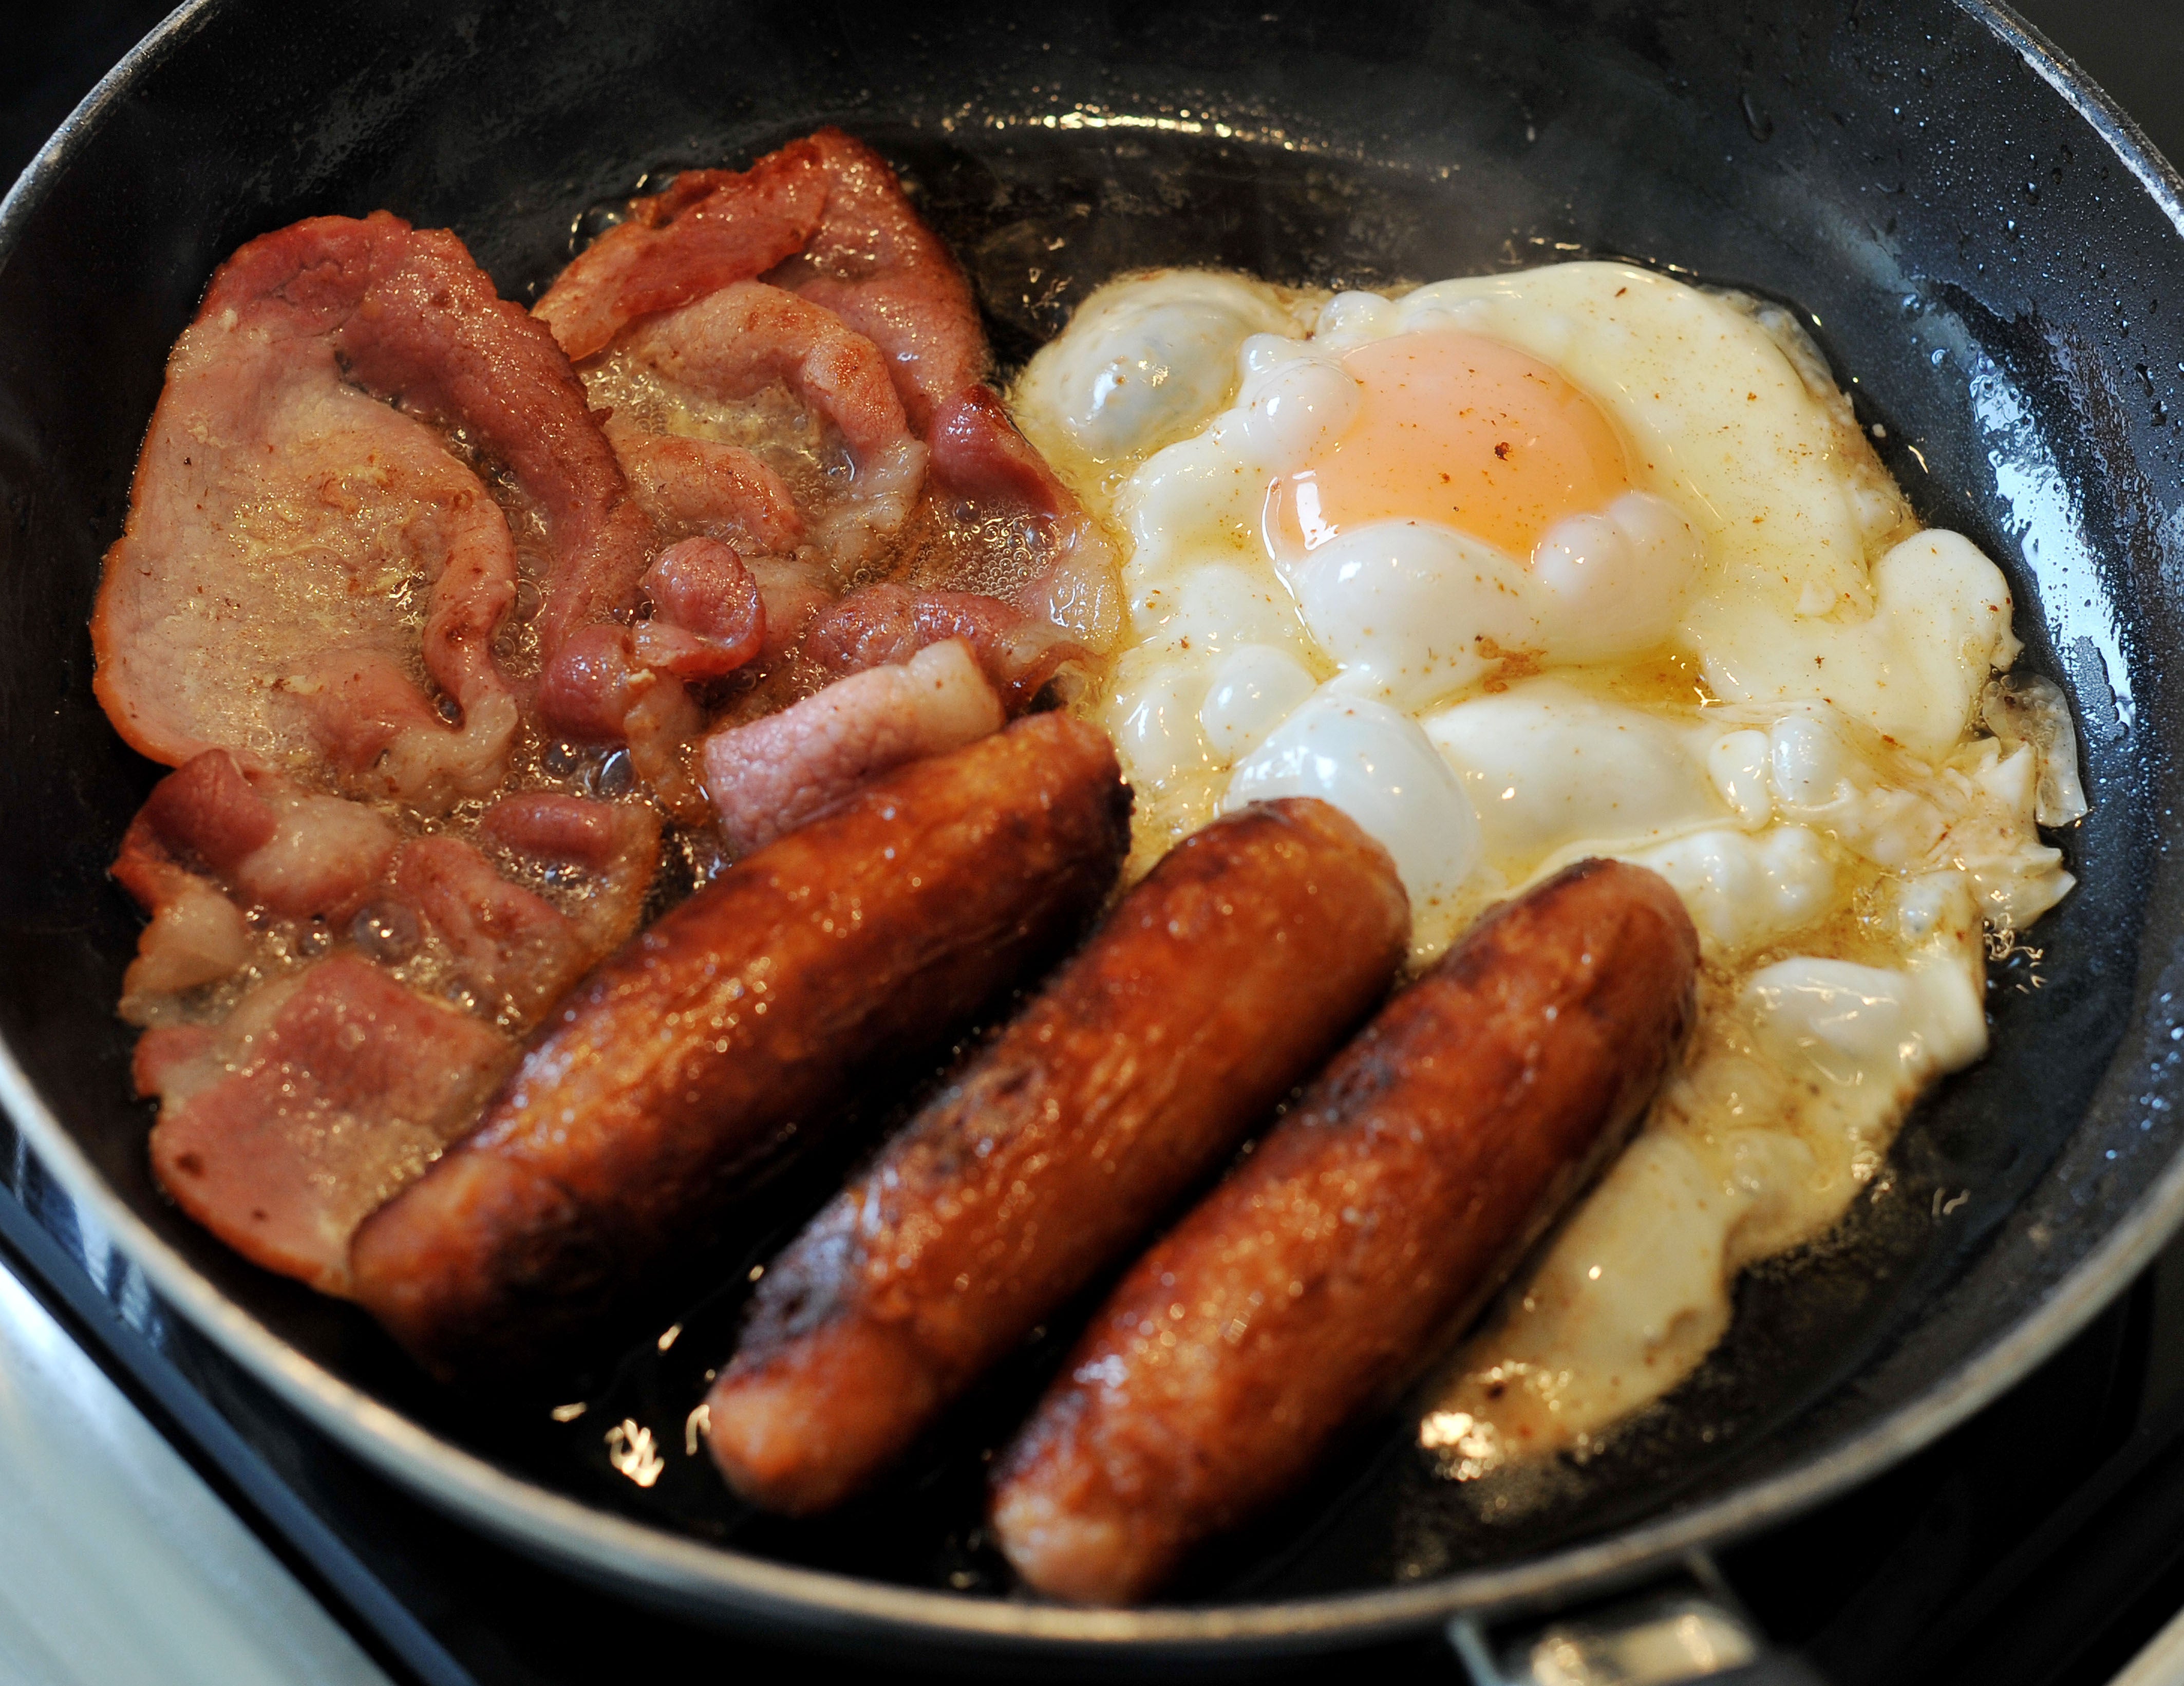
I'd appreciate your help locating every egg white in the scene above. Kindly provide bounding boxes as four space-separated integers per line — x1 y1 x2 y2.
1013 261 2080 1481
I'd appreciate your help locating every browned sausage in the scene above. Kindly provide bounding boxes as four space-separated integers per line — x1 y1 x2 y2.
703 797 1410 1513
987 858 1700 1604
349 713 1129 1378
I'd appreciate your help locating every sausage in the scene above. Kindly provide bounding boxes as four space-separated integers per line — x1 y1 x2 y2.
704 798 1411 1513
349 712 1130 1378
987 858 1700 1604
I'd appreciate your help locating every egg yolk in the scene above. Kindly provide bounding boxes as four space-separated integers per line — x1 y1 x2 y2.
1269 329 1632 561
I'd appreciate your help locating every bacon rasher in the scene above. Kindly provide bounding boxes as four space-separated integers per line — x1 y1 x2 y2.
92 211 658 801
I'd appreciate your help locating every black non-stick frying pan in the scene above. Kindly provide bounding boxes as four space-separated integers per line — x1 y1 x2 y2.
3 0 2181 1675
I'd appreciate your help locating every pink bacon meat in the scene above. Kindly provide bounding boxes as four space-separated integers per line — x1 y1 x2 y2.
616 280 926 565
805 582 1086 711
536 128 1118 647
111 752 272 1008
112 753 401 1023
765 131 1117 635
92 212 659 799
114 753 664 1295
116 753 662 1034
632 537 768 680
533 536 769 821
761 128 986 434
612 430 805 556
534 137 831 364
536 538 769 734
139 957 516 1297
922 387 1118 642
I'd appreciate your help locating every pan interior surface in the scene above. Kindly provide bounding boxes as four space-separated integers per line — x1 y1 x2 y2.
3 0 2184 1653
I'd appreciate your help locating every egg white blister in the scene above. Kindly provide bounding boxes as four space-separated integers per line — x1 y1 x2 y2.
1281 495 1703 708
1013 273 1315 464
1199 643 1318 759
1616 827 1837 964
1220 693 1484 922
1422 679 1735 872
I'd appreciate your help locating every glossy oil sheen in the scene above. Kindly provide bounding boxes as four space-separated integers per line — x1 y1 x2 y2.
2 0 2183 1664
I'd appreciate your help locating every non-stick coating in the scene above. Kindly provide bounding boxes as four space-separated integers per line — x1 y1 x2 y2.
4 0 2184 1667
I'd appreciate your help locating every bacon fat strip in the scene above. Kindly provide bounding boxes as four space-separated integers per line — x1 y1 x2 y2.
988 858 1700 1604
704 797 1409 1514
702 640 1006 856
349 713 1131 1378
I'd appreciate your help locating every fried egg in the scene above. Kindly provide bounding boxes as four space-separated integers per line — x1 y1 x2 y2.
1013 260 2082 1480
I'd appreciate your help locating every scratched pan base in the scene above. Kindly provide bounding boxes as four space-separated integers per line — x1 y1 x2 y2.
0 0 2167 1640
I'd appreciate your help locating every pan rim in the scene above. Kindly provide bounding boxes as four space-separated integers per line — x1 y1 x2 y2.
4 0 2182 1658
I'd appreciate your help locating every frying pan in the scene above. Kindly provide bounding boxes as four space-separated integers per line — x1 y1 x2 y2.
2 0 2180 1675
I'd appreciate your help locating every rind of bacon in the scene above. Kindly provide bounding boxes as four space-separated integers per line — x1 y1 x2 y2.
92 211 658 801
747 557 835 663
700 640 1005 856
114 853 253 1008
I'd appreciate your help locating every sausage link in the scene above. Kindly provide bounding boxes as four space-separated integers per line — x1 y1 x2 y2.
705 798 1410 1513
350 713 1129 1378
988 858 1700 1604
